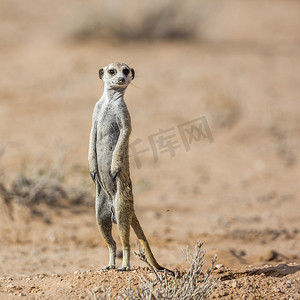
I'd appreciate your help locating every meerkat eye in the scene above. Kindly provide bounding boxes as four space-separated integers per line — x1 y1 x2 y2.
123 69 130 76
109 69 116 75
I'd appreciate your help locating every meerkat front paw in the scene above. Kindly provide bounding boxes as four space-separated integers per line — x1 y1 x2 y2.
110 163 120 180
89 164 99 183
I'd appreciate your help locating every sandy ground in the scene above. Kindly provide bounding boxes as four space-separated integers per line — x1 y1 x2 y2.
0 0 300 299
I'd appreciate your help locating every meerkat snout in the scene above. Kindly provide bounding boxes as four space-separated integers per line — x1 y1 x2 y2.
98 63 135 89
118 77 125 84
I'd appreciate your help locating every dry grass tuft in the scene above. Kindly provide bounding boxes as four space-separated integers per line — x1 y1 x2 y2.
64 0 210 42
269 124 297 167
0 156 94 218
89 241 219 299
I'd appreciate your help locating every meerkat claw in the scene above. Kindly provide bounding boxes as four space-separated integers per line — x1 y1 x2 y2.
90 171 96 182
112 171 118 181
117 266 131 272
110 168 119 181
102 265 116 270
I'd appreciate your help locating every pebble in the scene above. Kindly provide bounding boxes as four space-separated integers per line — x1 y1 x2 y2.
219 291 229 297
74 270 80 275
148 273 157 281
232 280 237 288
272 287 281 292
215 264 224 269
18 292 26 297
6 283 16 290
92 286 100 293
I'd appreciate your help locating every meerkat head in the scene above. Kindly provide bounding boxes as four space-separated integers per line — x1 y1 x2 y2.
99 62 135 90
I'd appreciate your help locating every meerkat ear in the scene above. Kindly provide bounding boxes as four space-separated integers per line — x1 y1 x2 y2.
131 68 135 80
99 68 104 79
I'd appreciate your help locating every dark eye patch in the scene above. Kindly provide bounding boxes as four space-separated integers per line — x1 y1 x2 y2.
123 69 130 76
109 69 116 75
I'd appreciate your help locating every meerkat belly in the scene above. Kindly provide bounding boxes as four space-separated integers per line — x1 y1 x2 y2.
96 119 120 192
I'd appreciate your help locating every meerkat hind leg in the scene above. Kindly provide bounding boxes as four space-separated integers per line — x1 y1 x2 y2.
96 189 117 270
116 199 133 271
117 221 131 271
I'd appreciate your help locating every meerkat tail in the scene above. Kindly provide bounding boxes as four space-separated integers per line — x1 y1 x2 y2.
131 213 174 275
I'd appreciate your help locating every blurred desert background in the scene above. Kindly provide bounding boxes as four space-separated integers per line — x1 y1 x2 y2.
0 0 299 299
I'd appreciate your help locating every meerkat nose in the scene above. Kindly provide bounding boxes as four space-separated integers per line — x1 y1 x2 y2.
118 77 125 84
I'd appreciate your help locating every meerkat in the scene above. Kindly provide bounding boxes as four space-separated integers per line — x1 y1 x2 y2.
88 62 173 274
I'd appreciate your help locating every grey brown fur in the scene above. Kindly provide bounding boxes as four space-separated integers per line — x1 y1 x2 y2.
89 62 173 274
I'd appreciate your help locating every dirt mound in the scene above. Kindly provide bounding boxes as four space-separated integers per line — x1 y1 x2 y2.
212 264 300 299
1 264 299 299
